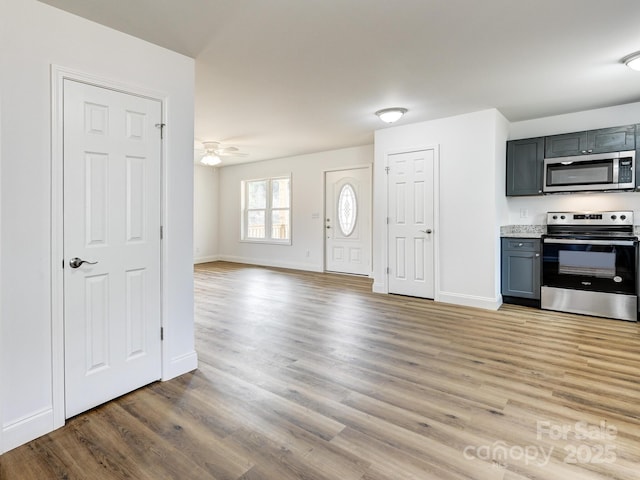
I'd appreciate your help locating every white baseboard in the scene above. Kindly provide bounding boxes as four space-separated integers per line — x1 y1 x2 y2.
437 291 502 311
193 254 220 265
369 286 501 311
162 350 198 381
2 407 54 454
217 255 323 273
1 349 199 453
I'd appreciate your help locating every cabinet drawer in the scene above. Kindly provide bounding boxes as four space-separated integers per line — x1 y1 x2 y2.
502 238 540 252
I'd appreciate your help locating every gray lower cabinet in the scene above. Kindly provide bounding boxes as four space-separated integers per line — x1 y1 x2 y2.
501 238 541 303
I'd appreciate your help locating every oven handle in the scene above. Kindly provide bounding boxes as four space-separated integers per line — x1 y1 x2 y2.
543 238 637 246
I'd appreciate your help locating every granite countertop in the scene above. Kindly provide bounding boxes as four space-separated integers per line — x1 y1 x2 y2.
500 225 546 238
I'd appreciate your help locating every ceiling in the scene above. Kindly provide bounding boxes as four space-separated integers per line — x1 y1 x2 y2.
39 0 640 164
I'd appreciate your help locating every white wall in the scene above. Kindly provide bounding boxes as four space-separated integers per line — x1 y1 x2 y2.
373 109 509 310
0 84 3 451
217 145 373 272
507 102 640 225
194 165 219 263
0 0 196 452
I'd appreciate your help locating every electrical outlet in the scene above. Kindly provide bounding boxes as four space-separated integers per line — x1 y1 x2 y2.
306 250 310 257
520 208 529 219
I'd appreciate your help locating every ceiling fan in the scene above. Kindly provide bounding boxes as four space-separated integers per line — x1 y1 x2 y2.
198 141 248 166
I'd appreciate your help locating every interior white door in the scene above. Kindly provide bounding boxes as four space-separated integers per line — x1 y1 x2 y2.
325 167 371 275
63 79 162 418
387 149 435 298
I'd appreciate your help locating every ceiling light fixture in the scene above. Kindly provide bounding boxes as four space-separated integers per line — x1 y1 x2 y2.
200 153 221 166
375 107 408 124
200 141 222 166
623 51 640 71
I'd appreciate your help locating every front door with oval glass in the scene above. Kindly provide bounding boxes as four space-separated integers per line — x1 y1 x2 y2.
325 167 372 275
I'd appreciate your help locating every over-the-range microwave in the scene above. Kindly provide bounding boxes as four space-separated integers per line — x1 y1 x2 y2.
543 151 636 193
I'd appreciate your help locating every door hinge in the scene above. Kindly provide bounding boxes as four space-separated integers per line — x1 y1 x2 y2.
161 327 164 341
155 123 166 139
160 226 164 239
385 166 390 174
386 217 389 225
62 258 65 269
386 267 390 274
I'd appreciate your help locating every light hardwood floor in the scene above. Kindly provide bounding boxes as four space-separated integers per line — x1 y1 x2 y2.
2 261 640 479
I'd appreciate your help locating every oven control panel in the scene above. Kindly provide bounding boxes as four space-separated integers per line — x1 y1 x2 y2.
547 211 634 226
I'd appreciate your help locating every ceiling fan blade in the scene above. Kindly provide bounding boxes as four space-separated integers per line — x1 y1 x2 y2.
217 151 249 157
197 140 249 159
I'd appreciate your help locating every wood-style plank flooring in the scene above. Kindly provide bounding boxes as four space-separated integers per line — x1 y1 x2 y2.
2 261 640 479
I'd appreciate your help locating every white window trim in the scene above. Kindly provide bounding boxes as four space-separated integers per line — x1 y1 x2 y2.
241 175 292 245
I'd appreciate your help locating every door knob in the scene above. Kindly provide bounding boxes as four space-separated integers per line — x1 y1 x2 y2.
419 229 433 234
69 257 98 269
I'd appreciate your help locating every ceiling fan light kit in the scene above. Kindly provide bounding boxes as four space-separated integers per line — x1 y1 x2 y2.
375 107 408 123
200 154 222 166
199 140 248 166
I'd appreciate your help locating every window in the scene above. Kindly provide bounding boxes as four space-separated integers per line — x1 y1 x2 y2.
242 176 291 243
337 183 357 236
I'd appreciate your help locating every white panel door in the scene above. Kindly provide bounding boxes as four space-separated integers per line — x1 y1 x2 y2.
63 80 162 418
325 167 371 275
388 149 435 298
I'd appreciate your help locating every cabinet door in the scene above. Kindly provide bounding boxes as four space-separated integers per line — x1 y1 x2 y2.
501 249 541 299
587 125 635 153
544 131 588 158
506 138 544 196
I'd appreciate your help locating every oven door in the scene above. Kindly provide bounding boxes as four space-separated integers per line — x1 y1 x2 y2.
542 238 637 295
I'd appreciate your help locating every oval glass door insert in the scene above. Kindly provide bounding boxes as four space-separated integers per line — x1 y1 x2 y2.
338 183 357 236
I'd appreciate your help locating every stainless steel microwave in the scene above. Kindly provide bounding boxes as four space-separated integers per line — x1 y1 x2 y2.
543 151 636 193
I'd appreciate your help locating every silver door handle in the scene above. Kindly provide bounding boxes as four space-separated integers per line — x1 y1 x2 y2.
543 238 635 246
69 257 98 269
419 229 433 234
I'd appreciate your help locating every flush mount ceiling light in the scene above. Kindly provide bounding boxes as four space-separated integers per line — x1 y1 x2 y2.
375 107 408 124
623 51 640 71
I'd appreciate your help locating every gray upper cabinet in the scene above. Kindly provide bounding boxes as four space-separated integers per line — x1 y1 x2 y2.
588 125 636 153
545 125 635 158
506 137 544 196
507 124 638 196
635 124 640 188
544 131 588 158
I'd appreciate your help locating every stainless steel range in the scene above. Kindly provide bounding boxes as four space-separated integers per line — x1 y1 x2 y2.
541 211 638 322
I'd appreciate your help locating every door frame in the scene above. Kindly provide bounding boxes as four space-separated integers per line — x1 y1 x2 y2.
323 164 372 276
50 66 167 428
383 146 441 299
